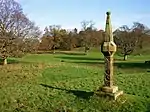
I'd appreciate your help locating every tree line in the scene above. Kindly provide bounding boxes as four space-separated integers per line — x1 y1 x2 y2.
0 0 150 65
39 21 104 54
40 21 150 60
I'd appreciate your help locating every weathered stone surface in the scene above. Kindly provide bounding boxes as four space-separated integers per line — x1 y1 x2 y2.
101 42 116 53
101 86 118 93
98 11 123 100
96 90 123 100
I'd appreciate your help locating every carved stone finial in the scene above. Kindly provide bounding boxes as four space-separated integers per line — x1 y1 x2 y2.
105 11 113 42
106 11 111 15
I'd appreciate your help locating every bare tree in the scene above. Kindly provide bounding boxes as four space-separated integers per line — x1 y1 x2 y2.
0 0 41 65
114 26 136 60
38 36 54 51
80 20 96 54
44 25 66 53
114 22 150 60
132 22 150 49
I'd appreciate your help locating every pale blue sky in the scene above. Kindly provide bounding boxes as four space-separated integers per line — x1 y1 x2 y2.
17 0 150 31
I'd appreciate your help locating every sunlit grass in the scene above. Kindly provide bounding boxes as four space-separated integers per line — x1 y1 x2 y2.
0 51 150 111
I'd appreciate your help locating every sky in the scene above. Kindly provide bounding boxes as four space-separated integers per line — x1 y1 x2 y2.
16 0 150 32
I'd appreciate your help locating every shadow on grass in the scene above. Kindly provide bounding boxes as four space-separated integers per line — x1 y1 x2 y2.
54 53 150 69
0 58 19 65
148 104 150 112
37 51 86 56
58 51 86 56
115 62 150 69
55 56 104 61
55 55 125 62
71 61 150 69
40 84 94 100
0 58 30 65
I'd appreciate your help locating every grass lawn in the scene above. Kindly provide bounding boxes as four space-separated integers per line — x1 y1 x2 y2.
0 51 150 112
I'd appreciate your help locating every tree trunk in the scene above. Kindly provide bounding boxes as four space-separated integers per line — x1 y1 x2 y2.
3 58 7 65
123 55 128 61
53 46 55 54
84 47 87 55
84 46 90 55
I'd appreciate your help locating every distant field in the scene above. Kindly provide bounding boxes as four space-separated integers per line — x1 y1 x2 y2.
0 51 150 112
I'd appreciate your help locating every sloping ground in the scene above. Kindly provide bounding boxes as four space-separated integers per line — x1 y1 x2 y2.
0 52 150 112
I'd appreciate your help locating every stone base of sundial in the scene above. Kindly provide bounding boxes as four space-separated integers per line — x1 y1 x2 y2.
96 86 123 100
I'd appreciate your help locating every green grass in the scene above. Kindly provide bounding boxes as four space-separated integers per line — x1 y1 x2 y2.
0 51 150 112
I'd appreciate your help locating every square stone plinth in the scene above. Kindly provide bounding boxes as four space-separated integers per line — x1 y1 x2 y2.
101 86 118 93
96 86 123 100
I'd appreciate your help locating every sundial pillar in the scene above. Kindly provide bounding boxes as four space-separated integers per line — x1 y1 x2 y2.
98 12 123 100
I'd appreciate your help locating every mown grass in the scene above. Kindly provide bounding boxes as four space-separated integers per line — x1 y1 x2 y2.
0 51 150 112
